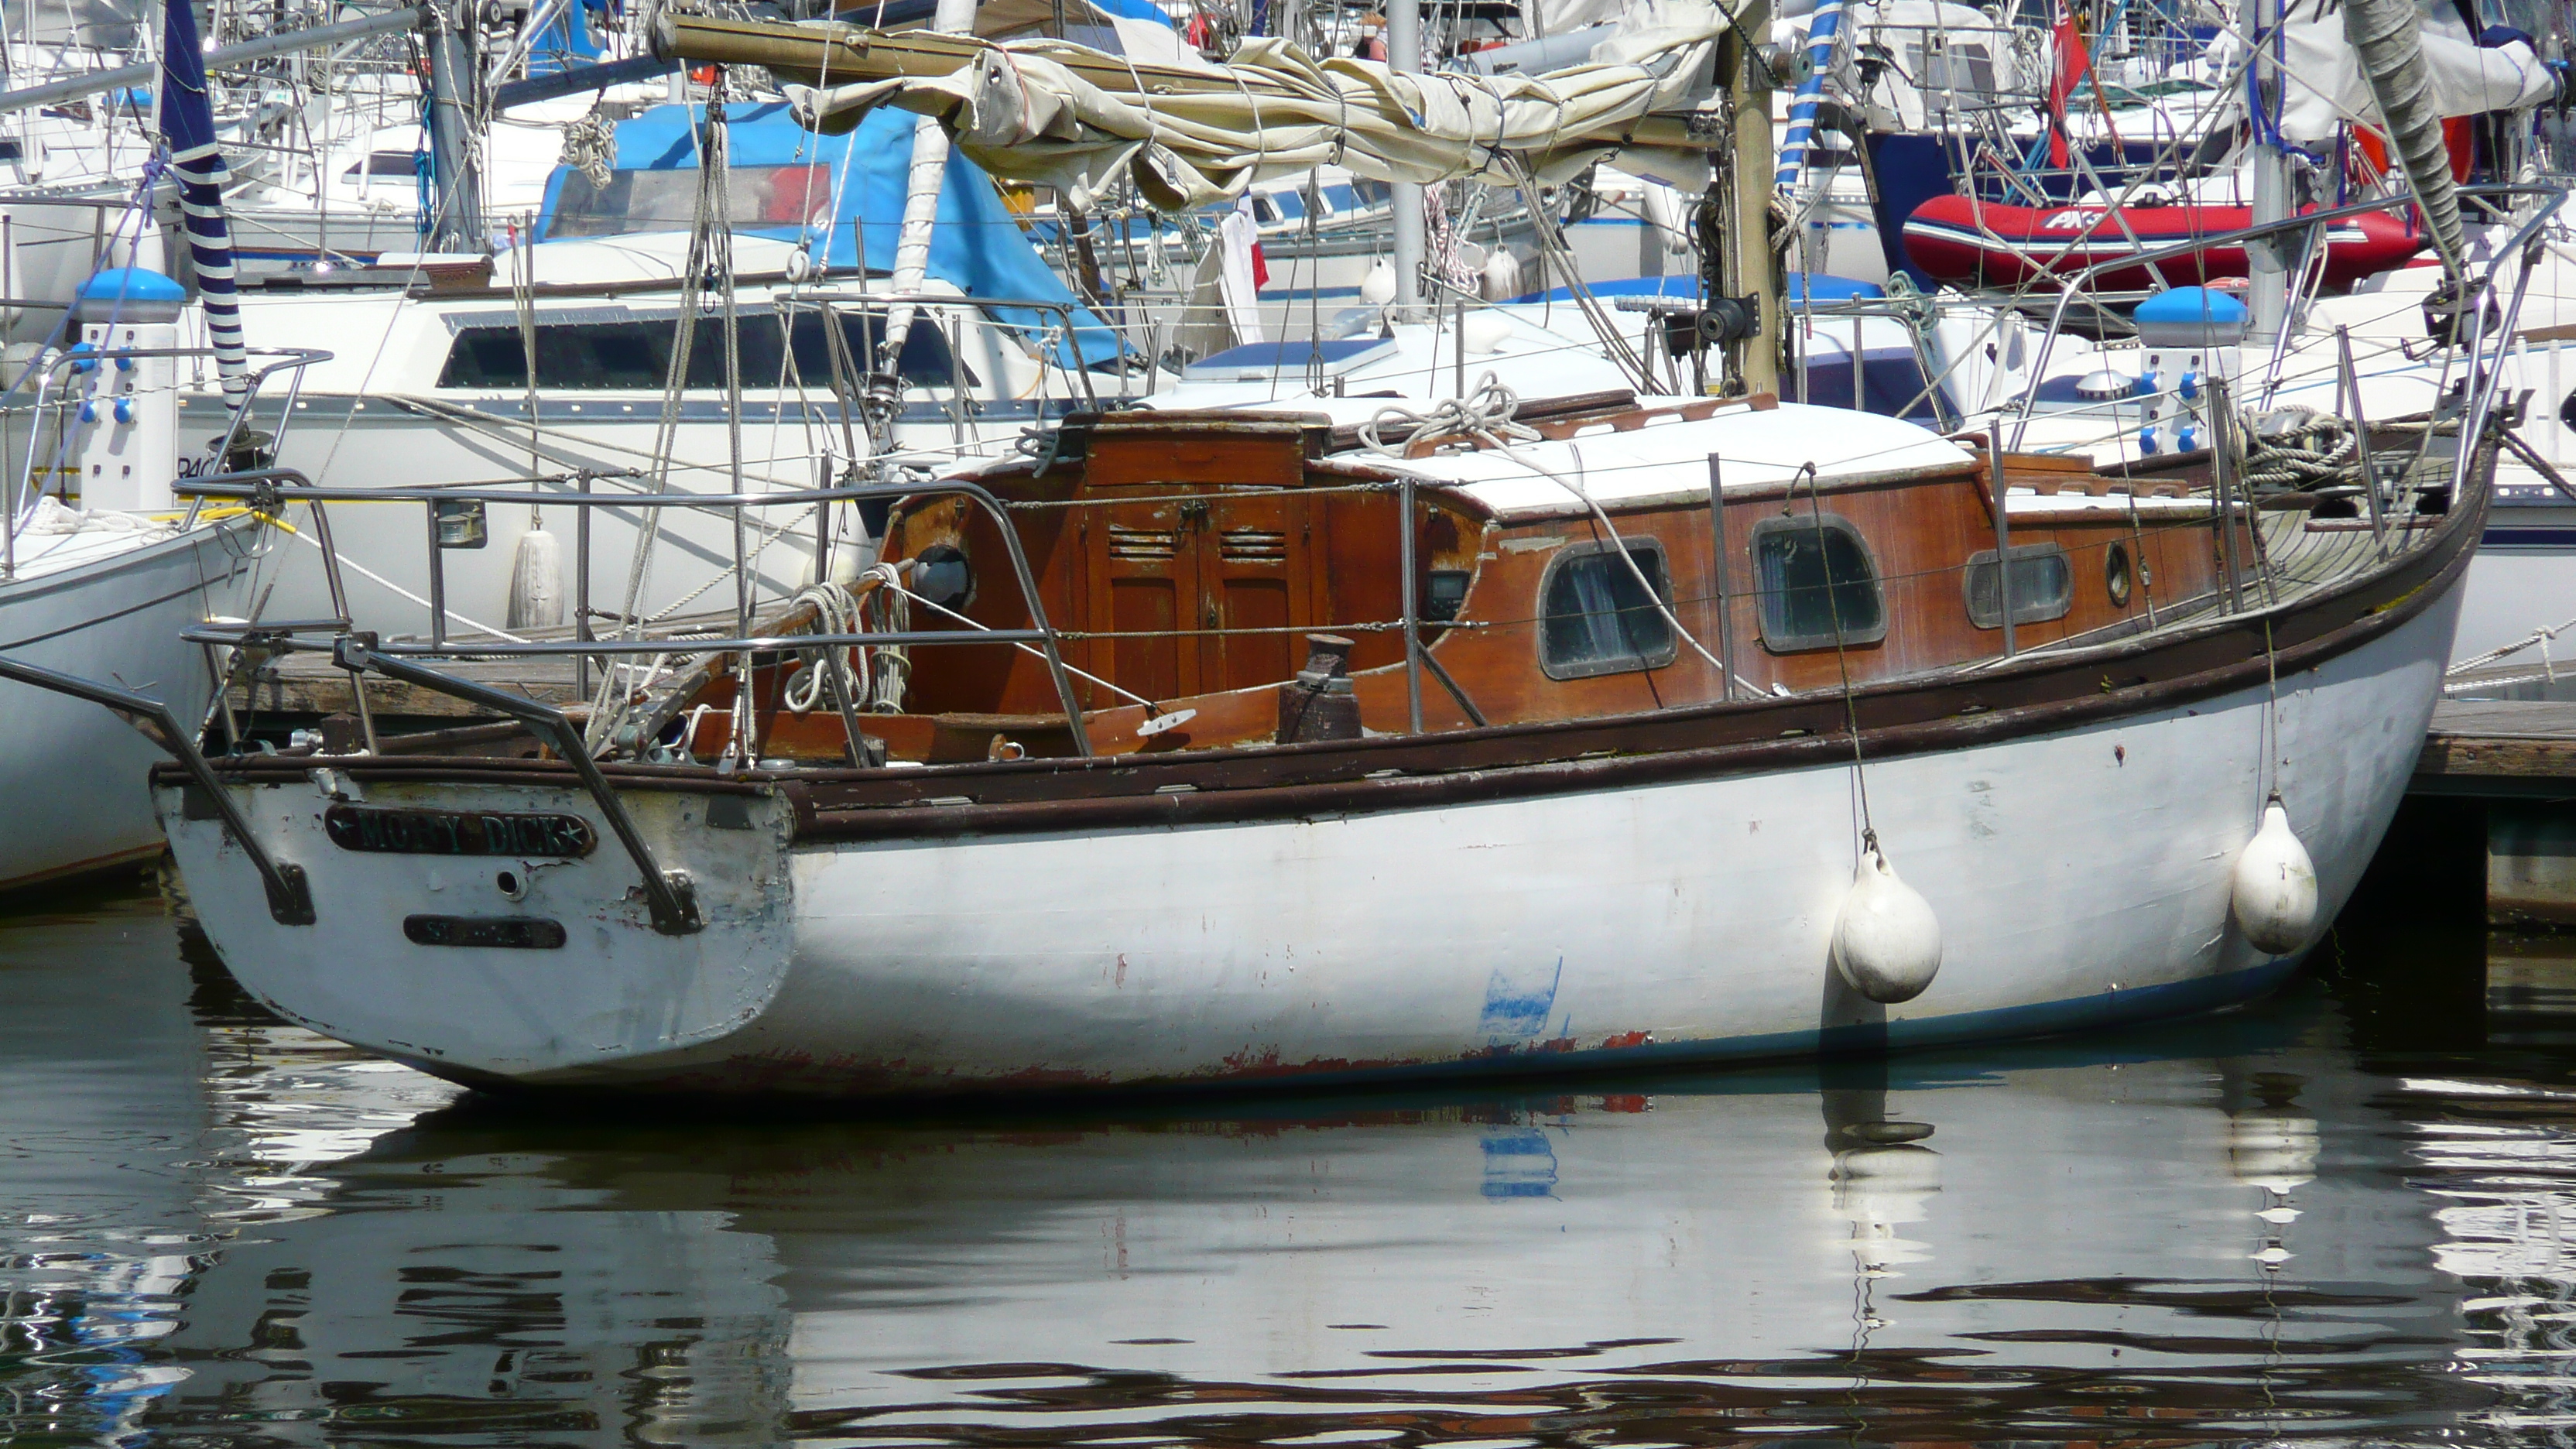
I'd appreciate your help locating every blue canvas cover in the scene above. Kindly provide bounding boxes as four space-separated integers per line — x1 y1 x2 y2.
537 102 1119 366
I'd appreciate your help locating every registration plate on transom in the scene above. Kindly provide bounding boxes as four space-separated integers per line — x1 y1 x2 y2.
404 915 570 950
325 804 597 858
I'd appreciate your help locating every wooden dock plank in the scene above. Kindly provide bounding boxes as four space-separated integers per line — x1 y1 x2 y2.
2419 701 2576 789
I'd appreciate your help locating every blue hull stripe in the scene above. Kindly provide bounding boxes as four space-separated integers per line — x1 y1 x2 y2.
1125 959 2304 1096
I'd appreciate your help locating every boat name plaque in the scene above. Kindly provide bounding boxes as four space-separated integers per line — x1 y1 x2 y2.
326 805 598 858
403 915 570 950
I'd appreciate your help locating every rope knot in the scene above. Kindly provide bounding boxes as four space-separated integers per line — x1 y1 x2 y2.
1358 372 1532 455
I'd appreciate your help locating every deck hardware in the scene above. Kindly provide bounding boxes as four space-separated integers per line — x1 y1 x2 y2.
1708 454 1738 700
1154 783 1199 795
2336 328 2389 559
1399 474 1424 735
1986 420 2015 659
1277 635 1363 744
2208 376 2246 612
335 639 703 936
0 652 314 925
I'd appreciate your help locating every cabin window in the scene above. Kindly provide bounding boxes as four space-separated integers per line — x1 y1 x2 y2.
1271 190 1306 221
1426 568 1470 623
1749 514 1887 651
1963 542 2073 629
345 149 417 180
437 310 968 392
1320 183 1360 214
1539 541 1676 680
548 163 838 238
2105 540 2133 607
1250 195 1281 224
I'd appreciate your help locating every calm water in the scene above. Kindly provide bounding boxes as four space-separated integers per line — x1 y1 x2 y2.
5 890 2576 1445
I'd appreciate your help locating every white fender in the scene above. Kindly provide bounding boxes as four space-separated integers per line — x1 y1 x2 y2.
2231 797 2318 955
1831 840 1942 1004
1359 258 1398 307
506 524 565 631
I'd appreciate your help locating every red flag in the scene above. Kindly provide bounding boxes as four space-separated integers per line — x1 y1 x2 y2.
2048 0 2088 168
1251 241 1269 289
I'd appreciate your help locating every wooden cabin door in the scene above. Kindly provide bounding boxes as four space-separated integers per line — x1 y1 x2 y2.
1198 494 1314 694
1083 491 1321 704
1088 495 1197 704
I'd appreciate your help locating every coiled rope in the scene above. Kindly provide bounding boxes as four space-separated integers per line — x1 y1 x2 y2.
1358 372 1535 455
783 581 865 714
2242 407 2359 492
781 569 917 716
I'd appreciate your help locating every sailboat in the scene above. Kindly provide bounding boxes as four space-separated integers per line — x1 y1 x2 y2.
29 0 2496 1094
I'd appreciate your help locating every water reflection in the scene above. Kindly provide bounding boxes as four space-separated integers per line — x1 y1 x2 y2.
12 893 2576 1443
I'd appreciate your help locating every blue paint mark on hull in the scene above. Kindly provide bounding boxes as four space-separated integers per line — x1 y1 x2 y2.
1478 957 1564 1043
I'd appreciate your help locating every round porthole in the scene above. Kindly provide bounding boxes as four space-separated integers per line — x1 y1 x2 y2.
910 543 975 611
2105 541 2134 608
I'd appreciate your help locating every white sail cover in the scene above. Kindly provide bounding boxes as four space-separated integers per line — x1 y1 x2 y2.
2215 0 2554 143
780 0 1731 210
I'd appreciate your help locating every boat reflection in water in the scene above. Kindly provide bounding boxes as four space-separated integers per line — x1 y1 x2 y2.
17 901 2576 1442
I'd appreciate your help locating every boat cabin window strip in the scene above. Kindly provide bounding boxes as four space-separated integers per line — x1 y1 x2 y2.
1747 513 1888 653
1539 540 1678 680
547 163 841 239
436 310 971 392
1963 542 2074 629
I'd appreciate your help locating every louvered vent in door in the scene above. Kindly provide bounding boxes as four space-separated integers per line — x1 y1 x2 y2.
1219 528 1290 562
1108 526 1180 560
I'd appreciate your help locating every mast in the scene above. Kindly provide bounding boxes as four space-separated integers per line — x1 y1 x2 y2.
425 0 485 252
2245 0 2290 350
1729 0 1780 396
1389 0 1425 316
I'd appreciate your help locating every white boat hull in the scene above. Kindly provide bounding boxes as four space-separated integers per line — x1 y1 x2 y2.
163 570 2461 1093
0 516 264 890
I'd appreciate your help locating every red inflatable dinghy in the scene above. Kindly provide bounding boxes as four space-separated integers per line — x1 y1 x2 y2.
1901 194 2425 290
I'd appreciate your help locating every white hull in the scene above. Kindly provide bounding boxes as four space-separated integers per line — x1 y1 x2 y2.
2456 499 2576 672
166 574 2462 1093
0 516 264 889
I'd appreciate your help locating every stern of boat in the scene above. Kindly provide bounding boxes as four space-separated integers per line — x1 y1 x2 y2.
156 768 798 1088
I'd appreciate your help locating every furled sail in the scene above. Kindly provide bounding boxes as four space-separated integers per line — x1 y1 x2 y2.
653 0 1735 209
157 0 249 409
2340 0 2469 273
2226 0 2554 146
